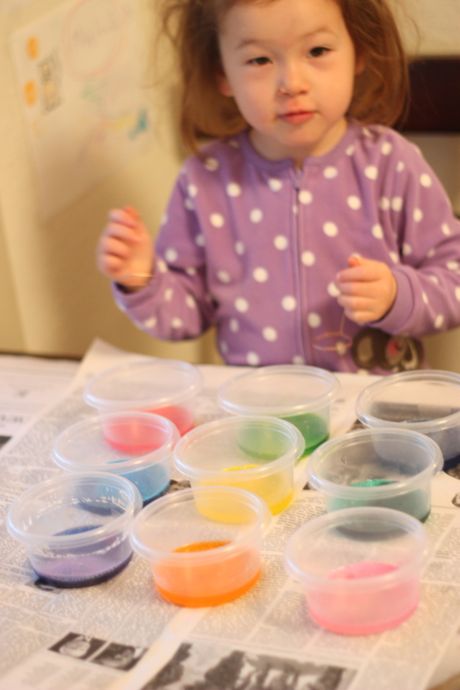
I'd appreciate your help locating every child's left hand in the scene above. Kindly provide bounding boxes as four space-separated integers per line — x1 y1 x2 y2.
335 255 397 324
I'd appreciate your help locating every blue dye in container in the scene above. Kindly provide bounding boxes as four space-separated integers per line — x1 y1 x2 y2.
53 412 178 506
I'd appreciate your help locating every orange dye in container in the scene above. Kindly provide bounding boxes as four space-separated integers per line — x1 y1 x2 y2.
174 540 229 553
152 540 260 606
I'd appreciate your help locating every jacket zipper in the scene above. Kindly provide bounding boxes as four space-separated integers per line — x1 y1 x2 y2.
291 167 310 363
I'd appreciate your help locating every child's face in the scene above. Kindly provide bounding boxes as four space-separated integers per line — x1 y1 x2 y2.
218 0 359 162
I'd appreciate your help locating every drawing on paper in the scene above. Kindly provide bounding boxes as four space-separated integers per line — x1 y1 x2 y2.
10 0 151 218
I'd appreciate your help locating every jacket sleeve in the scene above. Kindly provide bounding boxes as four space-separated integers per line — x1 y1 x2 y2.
371 142 460 338
112 171 217 341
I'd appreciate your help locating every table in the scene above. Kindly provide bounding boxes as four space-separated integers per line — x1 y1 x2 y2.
0 340 459 690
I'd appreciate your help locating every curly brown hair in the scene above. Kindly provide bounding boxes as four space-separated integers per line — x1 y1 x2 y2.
158 0 409 153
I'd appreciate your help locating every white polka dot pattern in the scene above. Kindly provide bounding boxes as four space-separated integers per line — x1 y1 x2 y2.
250 209 263 223
263 326 278 341
253 267 269 282
347 196 361 210
269 178 282 191
298 190 313 205
323 222 338 237
247 352 260 365
274 235 288 250
235 298 249 312
365 166 378 180
282 295 297 311
227 183 241 197
210 213 224 228
308 313 321 328
165 249 178 263
118 125 460 373
301 251 315 266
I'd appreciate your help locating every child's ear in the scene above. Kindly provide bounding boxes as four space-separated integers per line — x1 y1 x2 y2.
218 72 233 97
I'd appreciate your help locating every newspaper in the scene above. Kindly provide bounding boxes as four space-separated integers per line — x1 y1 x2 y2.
0 340 459 690
0 354 78 448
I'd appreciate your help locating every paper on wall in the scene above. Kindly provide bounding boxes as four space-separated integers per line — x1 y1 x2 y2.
10 0 152 219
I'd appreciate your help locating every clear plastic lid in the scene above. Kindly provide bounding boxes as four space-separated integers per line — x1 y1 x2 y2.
356 369 460 433
84 358 202 411
53 412 179 472
130 487 270 562
217 365 339 416
173 415 305 479
307 428 443 499
284 507 427 587
7 472 142 548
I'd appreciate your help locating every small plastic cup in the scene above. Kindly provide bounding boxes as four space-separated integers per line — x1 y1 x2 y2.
83 358 202 435
284 507 428 635
307 428 442 521
130 487 270 607
173 416 305 514
53 412 179 504
217 365 339 455
7 472 142 587
356 369 460 471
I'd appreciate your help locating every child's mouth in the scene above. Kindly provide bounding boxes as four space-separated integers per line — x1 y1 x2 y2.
279 110 315 125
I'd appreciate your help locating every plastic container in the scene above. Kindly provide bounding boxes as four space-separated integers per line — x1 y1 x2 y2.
130 487 270 607
307 428 442 521
53 412 179 504
173 416 305 514
356 369 460 471
83 358 202 435
7 472 142 587
284 507 427 635
217 365 339 455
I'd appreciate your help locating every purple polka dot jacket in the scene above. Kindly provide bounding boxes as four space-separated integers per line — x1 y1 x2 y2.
113 123 460 374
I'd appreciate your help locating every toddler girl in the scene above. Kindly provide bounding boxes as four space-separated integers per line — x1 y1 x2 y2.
97 0 460 373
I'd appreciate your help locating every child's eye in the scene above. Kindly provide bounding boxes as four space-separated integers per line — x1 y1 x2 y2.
248 56 271 66
309 46 330 58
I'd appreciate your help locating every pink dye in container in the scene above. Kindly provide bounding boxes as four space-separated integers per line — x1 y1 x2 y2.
83 358 202 436
284 507 427 635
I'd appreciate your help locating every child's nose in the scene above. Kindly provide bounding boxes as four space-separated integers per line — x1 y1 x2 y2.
278 62 309 96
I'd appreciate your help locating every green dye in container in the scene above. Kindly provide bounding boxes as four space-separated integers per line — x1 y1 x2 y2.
283 412 329 456
237 426 290 462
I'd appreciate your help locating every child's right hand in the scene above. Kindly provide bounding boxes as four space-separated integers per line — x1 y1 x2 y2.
96 207 154 289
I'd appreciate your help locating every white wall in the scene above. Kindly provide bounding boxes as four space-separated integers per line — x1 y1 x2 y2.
0 0 219 362
392 0 460 55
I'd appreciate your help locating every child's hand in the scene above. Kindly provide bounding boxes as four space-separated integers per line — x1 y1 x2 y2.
97 207 154 289
336 255 397 324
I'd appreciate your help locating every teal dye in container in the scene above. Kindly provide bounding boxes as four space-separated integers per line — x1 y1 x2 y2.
351 479 396 487
327 488 430 522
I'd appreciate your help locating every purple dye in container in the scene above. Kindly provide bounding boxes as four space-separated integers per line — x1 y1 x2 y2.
30 524 133 587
